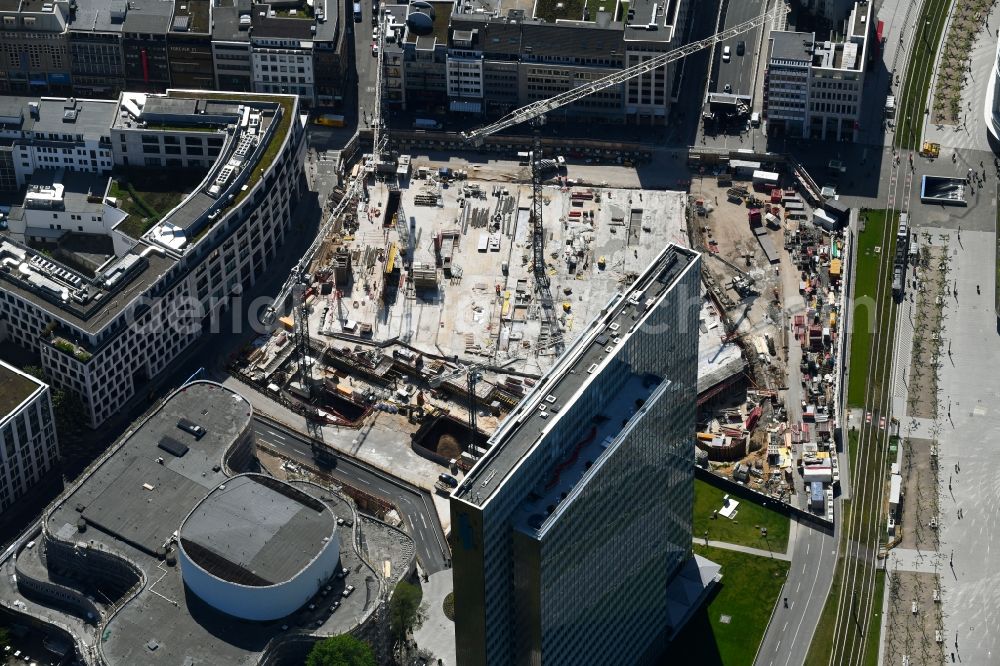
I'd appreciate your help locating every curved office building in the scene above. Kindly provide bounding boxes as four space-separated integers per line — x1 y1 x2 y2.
989 36 1000 144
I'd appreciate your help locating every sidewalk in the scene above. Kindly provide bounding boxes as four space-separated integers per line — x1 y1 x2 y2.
695 538 793 561
886 547 946 574
412 570 456 666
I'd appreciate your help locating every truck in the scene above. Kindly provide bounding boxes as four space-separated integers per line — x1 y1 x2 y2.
751 170 779 191
413 118 442 130
314 113 346 128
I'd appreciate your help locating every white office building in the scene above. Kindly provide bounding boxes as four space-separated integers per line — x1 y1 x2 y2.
0 97 117 193
987 32 1000 143
765 0 872 141
0 360 58 511
0 90 306 428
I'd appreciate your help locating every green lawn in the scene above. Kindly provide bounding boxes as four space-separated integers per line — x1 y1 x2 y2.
863 569 887 666
847 210 896 406
109 168 208 238
693 478 791 553
894 0 950 150
667 545 790 665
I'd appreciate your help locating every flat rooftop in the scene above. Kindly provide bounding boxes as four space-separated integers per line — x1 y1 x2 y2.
21 382 389 666
122 0 174 34
251 3 315 39
624 0 678 43
403 0 452 49
769 30 814 62
516 372 661 536
139 96 241 121
0 235 177 336
0 361 42 417
850 0 871 39
25 97 117 143
171 0 210 33
456 244 697 506
180 474 336 586
8 170 107 219
49 382 252 556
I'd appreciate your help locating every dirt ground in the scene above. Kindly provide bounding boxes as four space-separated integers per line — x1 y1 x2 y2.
899 437 940 551
883 571 945 666
907 241 950 419
689 174 785 374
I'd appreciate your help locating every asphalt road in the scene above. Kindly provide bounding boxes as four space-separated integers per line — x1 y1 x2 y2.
352 0 380 126
755 522 838 666
253 418 449 574
712 0 764 97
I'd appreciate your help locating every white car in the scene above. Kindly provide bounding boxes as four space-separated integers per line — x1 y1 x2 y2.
722 46 731 62
372 27 379 40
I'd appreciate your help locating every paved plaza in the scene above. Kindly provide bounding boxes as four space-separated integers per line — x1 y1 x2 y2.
924 0 1000 153
892 228 1000 664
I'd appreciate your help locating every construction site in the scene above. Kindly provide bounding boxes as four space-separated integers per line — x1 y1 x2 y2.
229 144 849 517
688 157 848 517
228 1 848 515
233 158 697 473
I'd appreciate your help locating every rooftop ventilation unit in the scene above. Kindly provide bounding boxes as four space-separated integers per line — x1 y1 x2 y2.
177 418 207 439
158 436 189 457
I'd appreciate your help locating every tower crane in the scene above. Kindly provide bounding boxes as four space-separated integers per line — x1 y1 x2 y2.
266 3 785 418
429 356 520 457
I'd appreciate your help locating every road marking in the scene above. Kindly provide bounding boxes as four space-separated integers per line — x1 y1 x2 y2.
783 622 788 632
784 536 828 666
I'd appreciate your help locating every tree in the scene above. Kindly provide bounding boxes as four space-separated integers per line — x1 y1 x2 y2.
389 580 426 644
305 635 376 666
22 365 88 447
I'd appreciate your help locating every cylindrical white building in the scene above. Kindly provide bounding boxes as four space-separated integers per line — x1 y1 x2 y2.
177 474 340 621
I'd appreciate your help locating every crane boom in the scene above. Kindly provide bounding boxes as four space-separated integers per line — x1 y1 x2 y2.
268 10 391 322
461 5 787 143
268 171 364 321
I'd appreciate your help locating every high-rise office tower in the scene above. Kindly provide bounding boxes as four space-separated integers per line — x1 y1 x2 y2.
451 244 702 665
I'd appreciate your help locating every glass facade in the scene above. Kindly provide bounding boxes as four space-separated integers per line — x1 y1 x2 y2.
452 247 700 666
